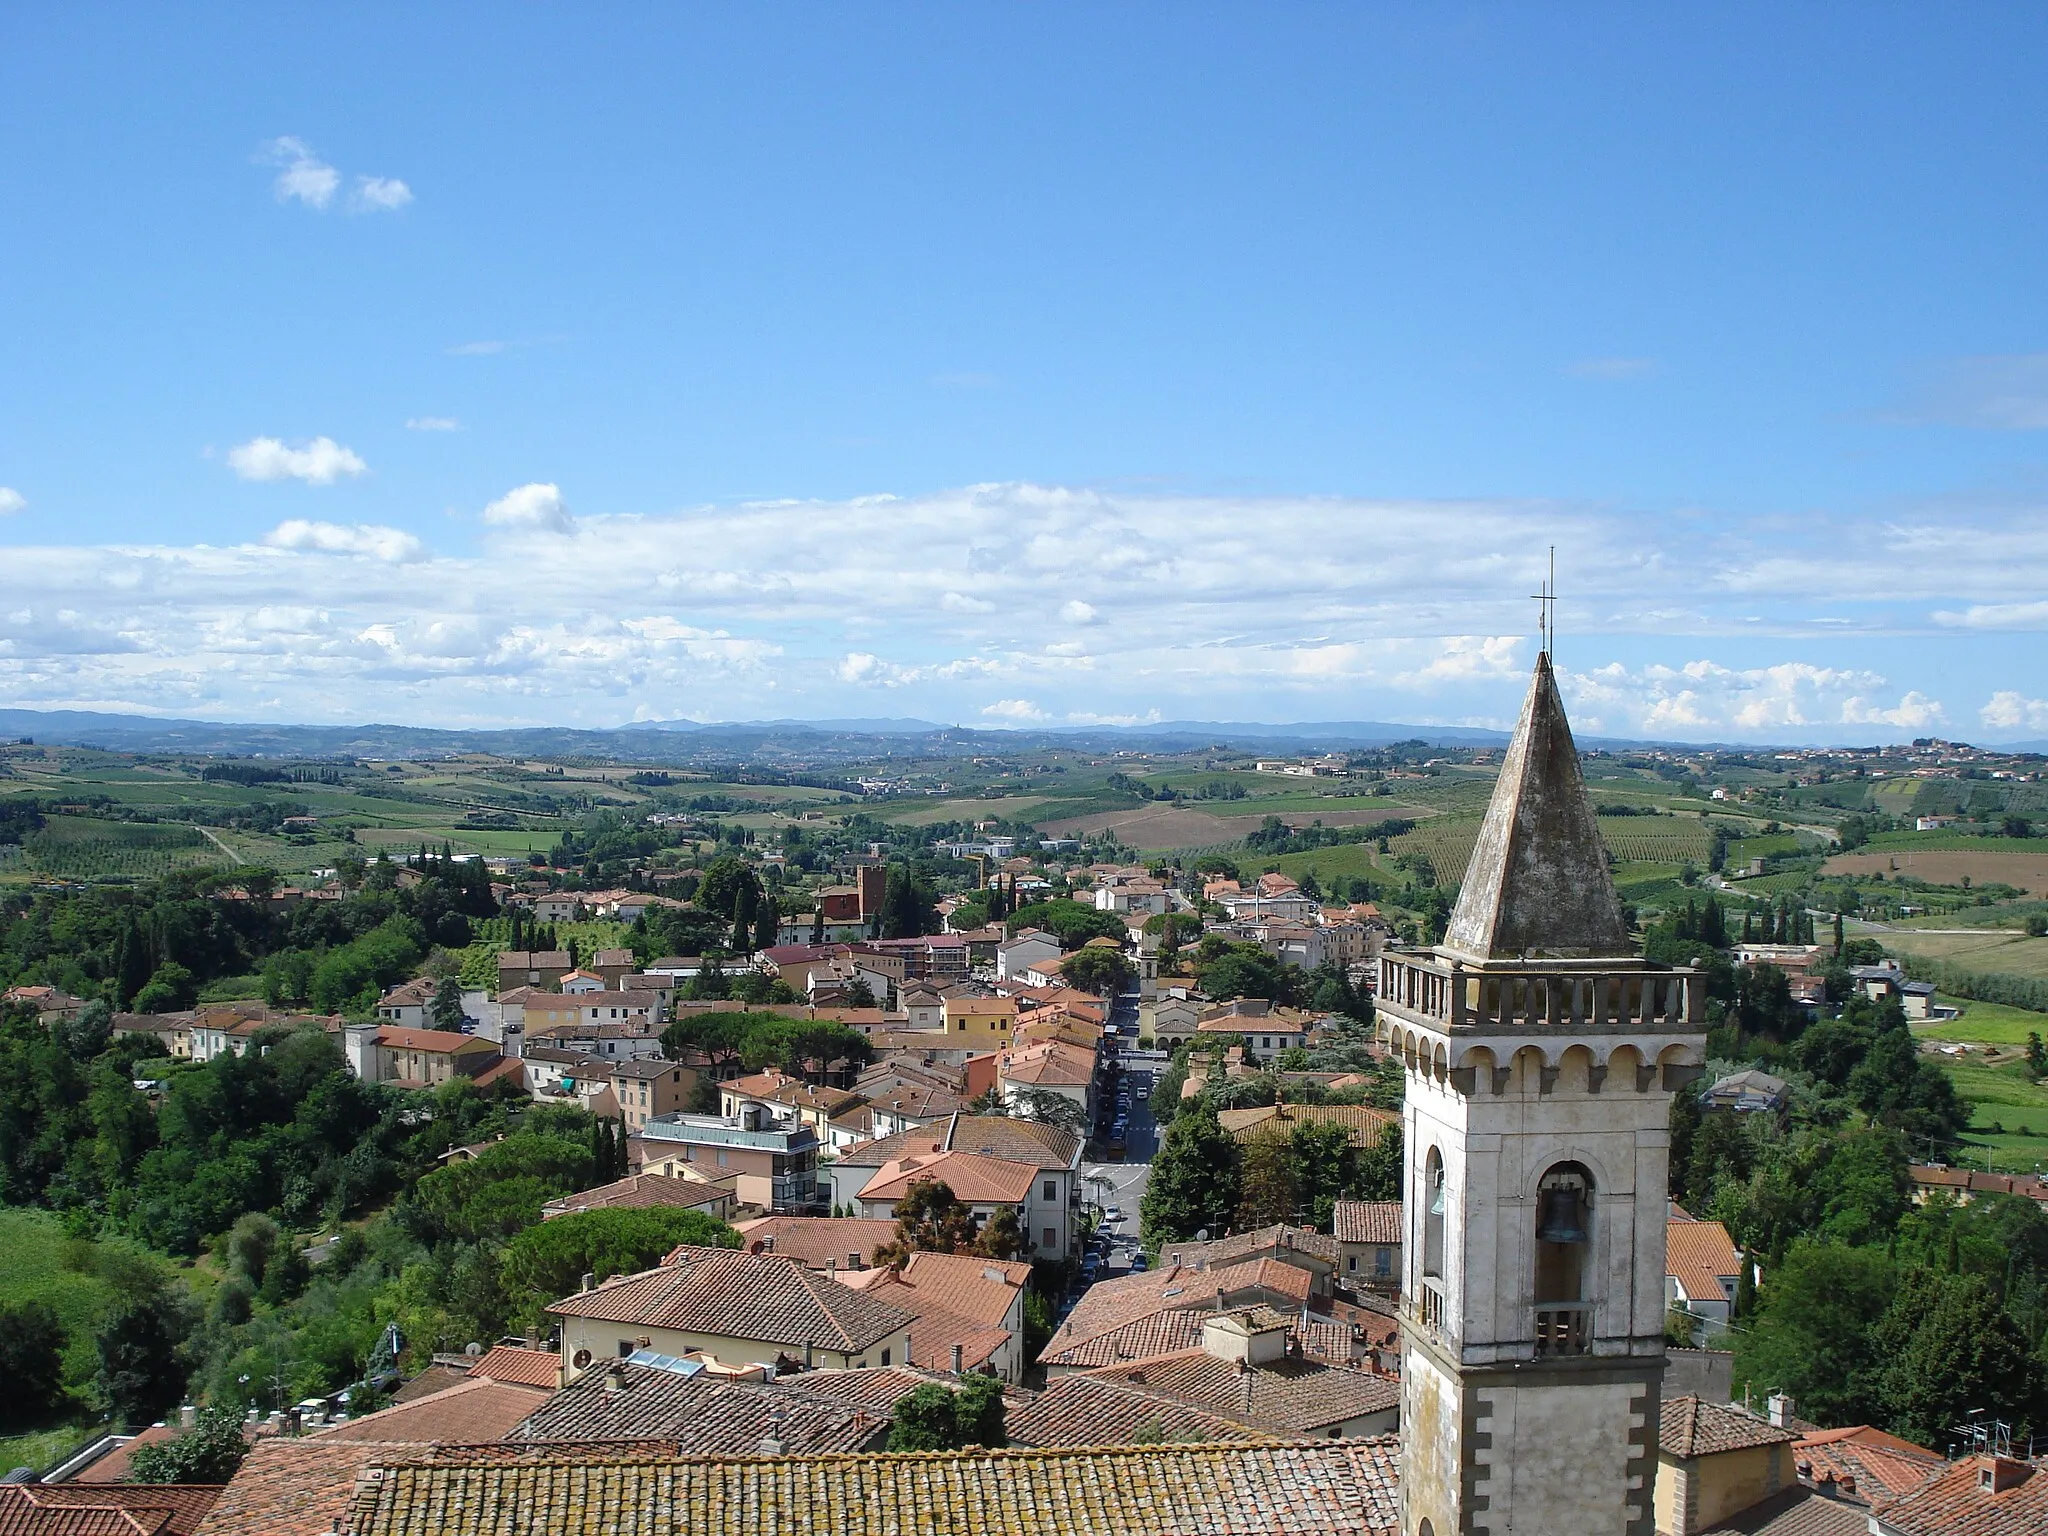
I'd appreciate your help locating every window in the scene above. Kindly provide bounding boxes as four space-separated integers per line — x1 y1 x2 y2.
1422 1148 1446 1279
1043 1180 1057 1203
617 1340 635 1357
1375 1247 1392 1277
881 1349 891 1366
1043 1227 1056 1249
1535 1163 1593 1304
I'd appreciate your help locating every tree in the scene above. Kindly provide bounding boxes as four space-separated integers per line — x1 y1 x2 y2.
1350 1119 1402 1204
130 1401 250 1483
753 895 779 954
2026 1031 2047 1081
845 976 877 1009
1008 1088 1087 1135
1141 1102 1241 1249
874 1179 979 1268
95 1290 190 1429
881 864 935 940
973 1207 1029 1263
430 977 466 1031
888 1384 963 1450
1286 1120 1355 1231
885 1377 1008 1451
0 1299 67 1430
1006 902 1128 950
501 1207 737 1322
1061 945 1133 998
1871 1269 2045 1446
1235 1138 1298 1230
1734 1240 1895 1427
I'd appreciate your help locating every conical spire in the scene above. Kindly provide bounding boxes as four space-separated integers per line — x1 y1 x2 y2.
1440 651 1631 961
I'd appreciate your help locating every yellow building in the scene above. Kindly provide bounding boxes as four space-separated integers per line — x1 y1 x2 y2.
941 994 1018 1046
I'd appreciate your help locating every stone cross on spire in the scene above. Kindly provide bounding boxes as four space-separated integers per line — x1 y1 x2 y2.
1439 650 1631 961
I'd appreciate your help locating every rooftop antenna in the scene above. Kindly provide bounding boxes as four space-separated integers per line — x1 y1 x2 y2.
1529 547 1558 661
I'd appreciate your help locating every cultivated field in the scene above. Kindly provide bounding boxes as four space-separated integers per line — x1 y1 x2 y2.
1917 999 2048 1046
1881 930 2048 981
1823 848 2048 893
1386 814 1711 885
1036 803 1259 850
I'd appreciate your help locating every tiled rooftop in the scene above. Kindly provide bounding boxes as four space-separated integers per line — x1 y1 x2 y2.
307 1378 550 1443
510 1363 887 1453
1008 1374 1265 1448
546 1247 912 1353
1331 1201 1402 1246
1660 1397 1802 1459
835 1115 1079 1171
468 1345 564 1390
1081 1350 1402 1434
0 1483 221 1536
734 1216 901 1271
1666 1218 1742 1303
1872 1455 2048 1536
1159 1224 1340 1272
343 1441 1403 1536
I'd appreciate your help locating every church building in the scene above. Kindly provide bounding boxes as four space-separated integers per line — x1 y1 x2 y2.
1378 651 1707 1536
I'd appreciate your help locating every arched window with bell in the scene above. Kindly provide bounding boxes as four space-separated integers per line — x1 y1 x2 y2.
1534 1162 1593 1303
1422 1147 1446 1279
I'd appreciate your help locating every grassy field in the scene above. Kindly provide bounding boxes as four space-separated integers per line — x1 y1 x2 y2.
1824 847 2048 893
0 1210 117 1391
1882 930 2048 981
879 796 1051 827
1943 1060 2048 1171
1261 843 1394 885
1385 814 1711 886
1918 998 2048 1045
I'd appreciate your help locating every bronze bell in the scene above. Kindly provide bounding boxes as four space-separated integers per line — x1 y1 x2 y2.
1536 1186 1588 1244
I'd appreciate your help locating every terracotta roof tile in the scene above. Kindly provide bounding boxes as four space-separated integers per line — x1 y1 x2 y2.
541 1173 727 1218
1082 1350 1401 1434
1661 1397 1801 1459
547 1248 912 1353
308 1378 550 1443
0 1486 220 1536
834 1116 1080 1172
856 1150 1038 1205
510 1364 886 1453
343 1441 1404 1536
1871 1455 2048 1536
1693 1484 1872 1536
468 1346 563 1390
1216 1103 1396 1149
192 1439 413 1536
1332 1201 1403 1246
1160 1224 1340 1272
1008 1374 1266 1448
734 1217 902 1271
1666 1219 1742 1305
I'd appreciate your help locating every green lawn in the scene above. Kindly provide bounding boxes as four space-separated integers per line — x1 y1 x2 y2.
1261 843 1396 884
0 1427 94 1477
1940 1061 2048 1166
1916 998 2048 1046
1884 930 2048 981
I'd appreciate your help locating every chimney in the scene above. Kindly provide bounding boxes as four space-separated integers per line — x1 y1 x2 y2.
1766 1392 1794 1428
950 1344 964 1374
759 1410 786 1457
826 1256 837 1276
1982 1458 2032 1494
605 1362 627 1395
179 1403 198 1429
581 1271 596 1292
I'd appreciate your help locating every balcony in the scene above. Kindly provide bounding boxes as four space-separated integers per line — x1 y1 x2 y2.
1534 1303 1592 1358
1418 1280 1449 1338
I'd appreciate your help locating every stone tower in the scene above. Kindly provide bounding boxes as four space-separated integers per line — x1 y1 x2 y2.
1380 653 1705 1536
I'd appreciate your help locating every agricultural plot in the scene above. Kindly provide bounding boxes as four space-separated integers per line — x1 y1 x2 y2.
1942 1060 2048 1171
1824 846 2048 894
1388 814 1710 886
1916 999 2048 1046
16 815 229 878
1881 930 2048 982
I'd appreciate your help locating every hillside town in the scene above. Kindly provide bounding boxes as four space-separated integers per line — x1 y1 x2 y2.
0 653 2039 1536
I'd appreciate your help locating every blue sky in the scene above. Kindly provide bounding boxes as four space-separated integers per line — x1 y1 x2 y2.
2 5 2046 741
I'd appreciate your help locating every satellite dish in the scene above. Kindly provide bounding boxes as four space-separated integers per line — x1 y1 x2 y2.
1195 1229 1209 1242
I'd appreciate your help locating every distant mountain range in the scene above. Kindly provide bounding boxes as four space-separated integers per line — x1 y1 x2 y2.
0 705 1508 763
1 705 2039 762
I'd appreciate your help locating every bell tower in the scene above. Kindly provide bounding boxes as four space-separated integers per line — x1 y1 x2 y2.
1379 652 1705 1536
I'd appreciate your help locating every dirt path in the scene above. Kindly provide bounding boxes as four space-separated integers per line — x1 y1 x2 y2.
196 826 247 865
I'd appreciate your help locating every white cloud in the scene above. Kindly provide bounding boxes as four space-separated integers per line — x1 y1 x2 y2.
351 175 413 212
0 480 2039 732
405 417 460 432
480 483 571 532
1565 659 1946 738
1059 600 1098 624
1397 635 1523 688
226 436 369 486
446 340 505 356
1933 599 2048 631
0 488 25 516
981 698 1049 723
1982 692 2048 733
262 520 424 563
259 136 339 209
